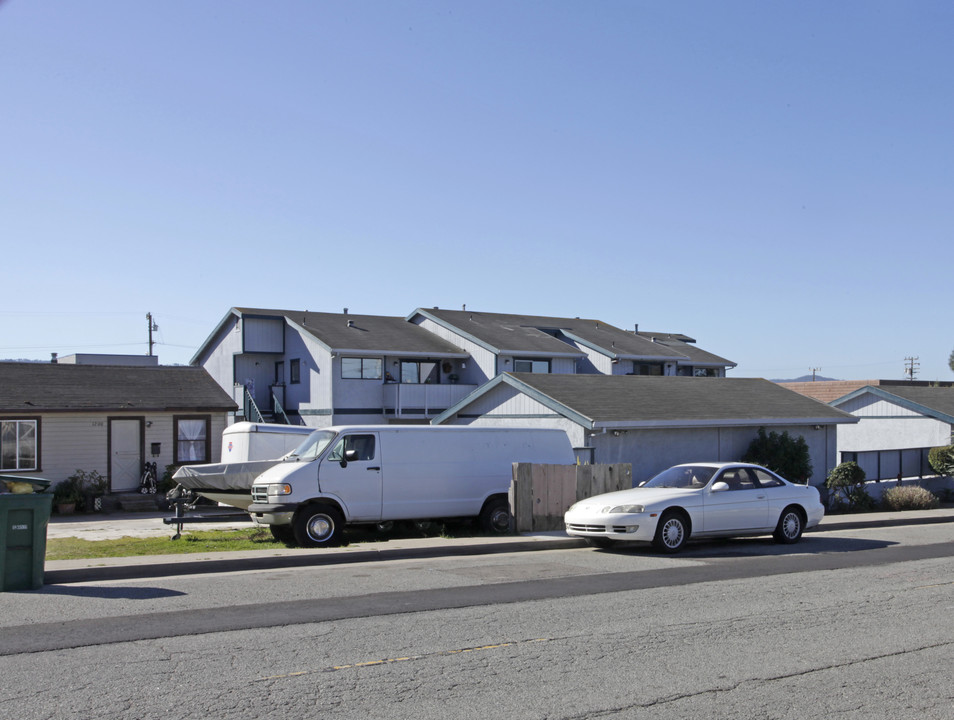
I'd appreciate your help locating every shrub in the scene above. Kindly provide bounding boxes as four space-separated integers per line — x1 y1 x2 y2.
826 461 873 512
742 427 813 483
927 445 954 476
881 485 940 511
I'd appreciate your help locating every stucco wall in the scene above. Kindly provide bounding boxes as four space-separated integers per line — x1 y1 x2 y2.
837 416 951 453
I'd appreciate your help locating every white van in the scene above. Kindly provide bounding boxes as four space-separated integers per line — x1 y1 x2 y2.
248 425 575 546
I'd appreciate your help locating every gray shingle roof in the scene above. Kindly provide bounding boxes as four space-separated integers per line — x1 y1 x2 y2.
495 373 855 426
234 308 467 356
415 309 687 360
634 332 736 367
0 363 237 413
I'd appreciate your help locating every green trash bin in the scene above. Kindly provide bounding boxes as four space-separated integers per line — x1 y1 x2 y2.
0 475 54 592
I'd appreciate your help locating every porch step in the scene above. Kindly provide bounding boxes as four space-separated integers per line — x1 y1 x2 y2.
115 493 160 512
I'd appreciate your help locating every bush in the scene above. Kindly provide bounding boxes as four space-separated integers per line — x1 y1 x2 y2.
927 445 954 476
825 461 874 513
742 427 813 483
881 485 940 511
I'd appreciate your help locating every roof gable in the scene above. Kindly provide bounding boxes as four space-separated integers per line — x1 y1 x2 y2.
831 385 954 424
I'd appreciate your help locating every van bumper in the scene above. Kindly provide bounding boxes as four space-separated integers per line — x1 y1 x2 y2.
248 502 296 526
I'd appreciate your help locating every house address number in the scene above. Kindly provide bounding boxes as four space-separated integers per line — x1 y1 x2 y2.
11 524 29 531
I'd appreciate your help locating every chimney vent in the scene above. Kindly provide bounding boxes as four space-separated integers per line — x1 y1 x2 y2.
51 353 58 364
347 320 355 328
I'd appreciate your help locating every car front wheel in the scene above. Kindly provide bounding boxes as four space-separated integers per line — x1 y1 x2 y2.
773 506 804 544
653 511 688 553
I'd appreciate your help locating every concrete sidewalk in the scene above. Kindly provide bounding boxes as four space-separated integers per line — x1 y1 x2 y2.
39 506 954 585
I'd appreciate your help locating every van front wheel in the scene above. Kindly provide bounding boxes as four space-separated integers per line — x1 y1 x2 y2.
294 504 345 547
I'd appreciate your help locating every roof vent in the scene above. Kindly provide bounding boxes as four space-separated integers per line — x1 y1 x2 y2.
634 324 639 333
347 320 355 328
343 308 348 315
50 353 58 364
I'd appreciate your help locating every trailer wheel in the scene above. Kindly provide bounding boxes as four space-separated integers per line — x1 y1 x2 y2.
294 504 345 547
479 497 511 534
269 524 297 546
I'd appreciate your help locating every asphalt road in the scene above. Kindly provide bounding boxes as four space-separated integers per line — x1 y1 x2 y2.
1 519 952 719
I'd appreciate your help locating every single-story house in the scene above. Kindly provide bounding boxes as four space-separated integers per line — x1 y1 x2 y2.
0 362 237 492
433 373 857 487
829 384 954 481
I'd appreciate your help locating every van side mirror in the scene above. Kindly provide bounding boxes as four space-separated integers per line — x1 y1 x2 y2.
340 449 359 468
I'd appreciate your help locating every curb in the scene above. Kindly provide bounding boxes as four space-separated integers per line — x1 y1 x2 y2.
43 510 954 585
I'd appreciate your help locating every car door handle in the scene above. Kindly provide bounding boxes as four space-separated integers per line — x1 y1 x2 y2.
367 466 381 471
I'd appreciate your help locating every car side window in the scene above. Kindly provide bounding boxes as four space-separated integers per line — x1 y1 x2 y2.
328 434 376 462
752 468 783 488
720 469 757 491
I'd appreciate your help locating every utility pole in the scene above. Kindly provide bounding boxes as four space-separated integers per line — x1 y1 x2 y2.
809 367 820 381
903 356 919 381
146 312 158 356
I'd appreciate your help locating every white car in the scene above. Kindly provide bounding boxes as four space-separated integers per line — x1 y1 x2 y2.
565 462 825 553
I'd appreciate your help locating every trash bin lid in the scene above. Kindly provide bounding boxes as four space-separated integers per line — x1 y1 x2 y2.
0 475 53 493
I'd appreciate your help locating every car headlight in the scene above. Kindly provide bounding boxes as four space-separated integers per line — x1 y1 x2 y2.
604 504 644 514
269 483 293 496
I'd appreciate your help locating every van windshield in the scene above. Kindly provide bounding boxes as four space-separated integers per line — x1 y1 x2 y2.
285 430 337 462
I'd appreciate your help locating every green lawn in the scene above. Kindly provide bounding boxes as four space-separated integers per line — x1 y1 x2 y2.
45 527 285 560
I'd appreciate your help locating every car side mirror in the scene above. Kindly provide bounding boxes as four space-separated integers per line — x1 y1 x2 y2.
340 449 359 468
637 481 647 487
710 481 729 492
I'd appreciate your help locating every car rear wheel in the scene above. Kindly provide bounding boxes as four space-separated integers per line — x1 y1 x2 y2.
652 511 688 553
294 504 345 547
773 506 804 544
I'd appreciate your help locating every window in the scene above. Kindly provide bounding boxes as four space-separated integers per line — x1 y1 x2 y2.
341 357 383 379
327 434 376 462
290 359 300 384
401 360 440 384
634 362 663 376
513 358 550 373
174 416 211 464
1 419 38 471
752 468 783 488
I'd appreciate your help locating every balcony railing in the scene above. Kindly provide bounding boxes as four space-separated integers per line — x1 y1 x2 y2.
382 382 477 417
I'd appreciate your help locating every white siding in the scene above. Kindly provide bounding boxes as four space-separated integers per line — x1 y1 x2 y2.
412 317 496 383
839 394 922 417
197 318 243 396
17 411 228 488
242 317 284 353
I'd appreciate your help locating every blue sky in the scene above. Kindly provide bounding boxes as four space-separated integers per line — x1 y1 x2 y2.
2 1 951 380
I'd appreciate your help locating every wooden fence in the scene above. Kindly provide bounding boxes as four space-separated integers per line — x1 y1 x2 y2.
509 463 632 532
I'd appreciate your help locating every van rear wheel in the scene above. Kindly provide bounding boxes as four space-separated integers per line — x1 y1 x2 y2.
294 504 345 547
479 498 511 534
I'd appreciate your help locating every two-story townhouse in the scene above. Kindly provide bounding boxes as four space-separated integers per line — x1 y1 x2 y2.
407 309 736 379
192 308 472 427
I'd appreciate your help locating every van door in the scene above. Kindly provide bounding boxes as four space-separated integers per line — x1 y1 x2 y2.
318 432 382 521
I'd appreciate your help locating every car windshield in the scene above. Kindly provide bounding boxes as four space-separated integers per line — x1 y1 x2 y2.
642 465 716 489
285 430 337 462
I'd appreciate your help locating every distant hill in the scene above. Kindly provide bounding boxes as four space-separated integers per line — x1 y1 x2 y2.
772 375 840 383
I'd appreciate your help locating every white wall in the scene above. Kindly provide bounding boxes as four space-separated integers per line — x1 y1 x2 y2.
838 416 951 454
18 411 228 488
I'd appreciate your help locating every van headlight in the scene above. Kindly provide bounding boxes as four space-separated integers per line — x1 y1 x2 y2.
269 484 293 496
604 504 644 514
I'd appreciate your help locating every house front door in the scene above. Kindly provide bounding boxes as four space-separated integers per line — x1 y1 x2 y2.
109 418 142 492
